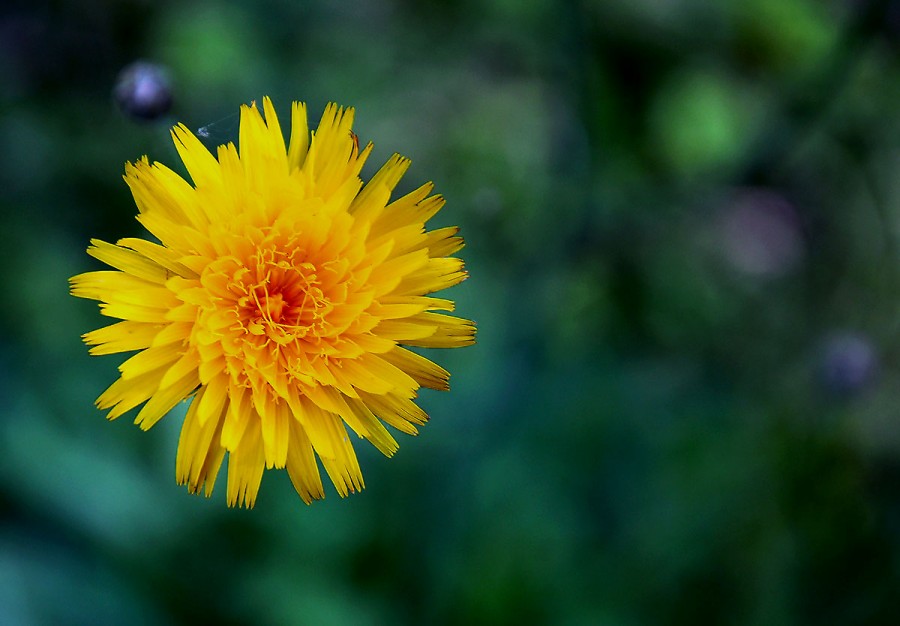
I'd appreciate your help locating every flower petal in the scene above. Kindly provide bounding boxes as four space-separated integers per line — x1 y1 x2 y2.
226 420 265 508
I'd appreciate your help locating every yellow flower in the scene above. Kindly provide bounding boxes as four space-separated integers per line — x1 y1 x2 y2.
70 97 475 508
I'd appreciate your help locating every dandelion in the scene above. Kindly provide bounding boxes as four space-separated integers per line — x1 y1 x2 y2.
70 97 475 507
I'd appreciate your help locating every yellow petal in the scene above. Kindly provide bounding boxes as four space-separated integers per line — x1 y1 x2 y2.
381 347 451 391
400 313 477 348
226 420 265 508
158 349 199 389
221 385 252 451
171 123 222 191
423 226 464 258
85 240 168 283
393 257 467 296
117 237 197 278
83 321 161 355
339 392 399 456
287 101 309 171
368 249 430 297
119 343 184 380
176 389 226 496
150 322 192 347
133 368 199 430
358 390 429 434
196 373 228 426
369 182 434 238
97 369 164 420
374 320 438 342
285 421 324 504
259 399 290 469
315 414 364 497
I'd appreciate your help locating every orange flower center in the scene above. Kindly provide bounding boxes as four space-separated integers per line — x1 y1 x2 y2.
234 253 332 345
193 220 374 392
205 251 317 345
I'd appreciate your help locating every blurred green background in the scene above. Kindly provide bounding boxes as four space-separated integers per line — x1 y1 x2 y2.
4 0 900 624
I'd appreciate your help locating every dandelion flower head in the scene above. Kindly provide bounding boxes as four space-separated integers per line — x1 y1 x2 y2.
70 97 475 507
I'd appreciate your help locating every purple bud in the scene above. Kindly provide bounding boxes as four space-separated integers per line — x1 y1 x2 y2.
718 188 804 278
819 331 878 397
113 61 173 122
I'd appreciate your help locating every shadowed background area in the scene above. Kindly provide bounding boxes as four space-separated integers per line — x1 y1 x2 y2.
3 0 900 624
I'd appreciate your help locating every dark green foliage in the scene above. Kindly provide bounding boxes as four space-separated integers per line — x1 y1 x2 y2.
2 0 900 624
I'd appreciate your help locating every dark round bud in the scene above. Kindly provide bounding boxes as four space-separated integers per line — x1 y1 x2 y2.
113 61 173 122
819 331 878 398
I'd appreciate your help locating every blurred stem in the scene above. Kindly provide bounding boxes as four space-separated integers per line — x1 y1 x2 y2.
860 156 900 341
